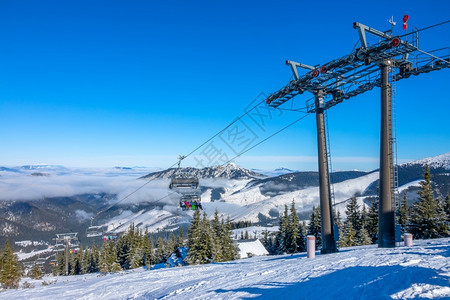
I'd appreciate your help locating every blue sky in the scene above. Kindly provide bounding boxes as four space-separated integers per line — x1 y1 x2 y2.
0 0 449 171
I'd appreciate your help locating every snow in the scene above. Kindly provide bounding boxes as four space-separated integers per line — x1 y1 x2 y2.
236 239 269 258
2 238 449 299
401 152 450 170
207 171 380 223
398 180 422 193
15 249 53 261
232 226 279 240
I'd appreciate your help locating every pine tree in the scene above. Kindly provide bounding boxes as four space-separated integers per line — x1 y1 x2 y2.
143 228 153 268
211 210 223 262
168 233 177 253
89 243 100 273
197 212 214 264
116 229 131 270
341 221 357 247
0 240 21 289
296 221 307 252
409 165 449 239
29 263 43 280
130 245 143 269
154 237 167 264
307 206 321 249
82 246 90 274
345 197 362 233
129 227 144 269
187 209 202 264
261 230 271 253
358 225 372 245
366 200 379 243
443 194 450 222
275 204 290 254
285 200 300 253
99 240 121 273
398 191 410 233
219 217 238 261
70 247 83 275
334 210 344 248
244 231 249 240
177 228 185 248
361 205 368 229
53 251 65 276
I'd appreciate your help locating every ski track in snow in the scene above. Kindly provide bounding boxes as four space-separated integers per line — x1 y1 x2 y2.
2 238 449 300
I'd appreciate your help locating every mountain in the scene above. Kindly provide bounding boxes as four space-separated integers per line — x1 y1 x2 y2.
0 194 112 246
363 152 450 198
251 167 298 177
141 163 265 180
401 152 450 170
1 153 449 246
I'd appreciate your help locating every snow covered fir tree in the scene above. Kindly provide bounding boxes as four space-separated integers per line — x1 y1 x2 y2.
408 165 449 239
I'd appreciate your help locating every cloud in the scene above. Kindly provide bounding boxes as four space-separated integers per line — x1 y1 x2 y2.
0 169 175 205
75 209 94 223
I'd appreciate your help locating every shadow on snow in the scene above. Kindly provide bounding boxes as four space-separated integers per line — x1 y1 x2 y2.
213 265 449 299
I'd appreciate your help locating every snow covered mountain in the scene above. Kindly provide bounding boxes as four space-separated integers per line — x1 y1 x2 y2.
141 163 265 180
251 167 299 177
3 237 450 299
401 152 450 170
0 153 449 244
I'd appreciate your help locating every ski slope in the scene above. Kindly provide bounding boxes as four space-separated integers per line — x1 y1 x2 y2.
2 238 449 299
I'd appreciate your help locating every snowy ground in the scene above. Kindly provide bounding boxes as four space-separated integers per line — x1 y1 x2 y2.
2 238 449 299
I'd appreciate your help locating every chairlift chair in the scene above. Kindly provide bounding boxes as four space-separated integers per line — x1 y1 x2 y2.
86 217 104 238
86 225 105 238
169 155 199 189
180 194 202 211
170 172 199 189
103 232 118 241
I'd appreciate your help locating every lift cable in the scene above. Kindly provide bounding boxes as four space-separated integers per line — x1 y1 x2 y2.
101 18 450 227
93 97 267 221
220 113 310 166
181 98 267 160
397 19 450 39
107 111 311 230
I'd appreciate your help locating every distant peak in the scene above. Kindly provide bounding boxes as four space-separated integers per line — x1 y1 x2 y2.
401 152 450 170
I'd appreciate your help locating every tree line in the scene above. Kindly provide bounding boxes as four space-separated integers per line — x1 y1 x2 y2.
52 209 238 275
0 208 239 289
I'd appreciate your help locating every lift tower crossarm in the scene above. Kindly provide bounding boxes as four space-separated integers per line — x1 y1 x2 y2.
286 60 316 80
353 22 393 49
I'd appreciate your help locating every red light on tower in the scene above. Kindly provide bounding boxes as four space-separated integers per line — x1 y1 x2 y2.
403 15 409 30
266 97 271 104
312 69 319 77
390 38 400 47
320 66 327 73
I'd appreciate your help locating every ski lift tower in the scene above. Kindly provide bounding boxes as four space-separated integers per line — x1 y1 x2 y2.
266 17 449 251
54 232 79 275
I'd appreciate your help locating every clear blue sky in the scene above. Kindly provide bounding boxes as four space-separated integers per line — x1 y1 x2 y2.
1 0 449 171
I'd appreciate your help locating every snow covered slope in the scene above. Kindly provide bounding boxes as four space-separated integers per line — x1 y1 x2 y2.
3 238 449 299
